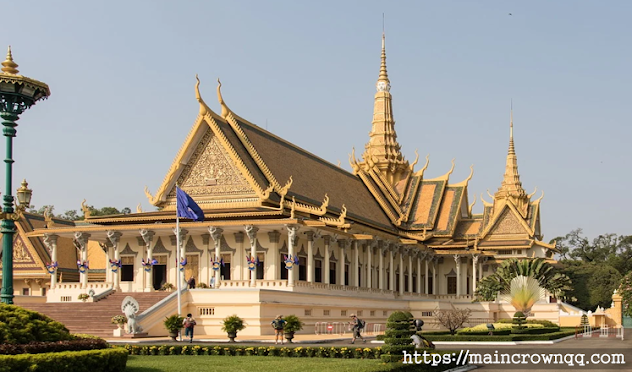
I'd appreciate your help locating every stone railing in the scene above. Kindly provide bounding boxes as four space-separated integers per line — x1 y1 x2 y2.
47 282 114 302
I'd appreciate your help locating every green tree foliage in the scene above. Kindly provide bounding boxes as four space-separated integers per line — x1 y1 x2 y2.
562 262 622 311
553 229 632 275
474 258 571 301
619 271 632 317
0 304 73 344
28 205 132 221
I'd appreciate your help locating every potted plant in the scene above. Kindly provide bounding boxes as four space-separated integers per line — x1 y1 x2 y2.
111 315 128 329
78 293 90 302
221 314 245 342
160 282 174 291
164 314 184 341
197 283 209 289
283 315 304 343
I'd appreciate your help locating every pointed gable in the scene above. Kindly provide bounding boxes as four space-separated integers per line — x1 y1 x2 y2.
169 126 256 198
486 207 531 237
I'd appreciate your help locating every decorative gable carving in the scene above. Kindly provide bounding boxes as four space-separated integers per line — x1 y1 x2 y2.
13 237 35 265
168 128 255 198
489 208 529 236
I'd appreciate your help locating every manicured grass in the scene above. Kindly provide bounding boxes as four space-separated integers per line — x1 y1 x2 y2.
125 355 453 372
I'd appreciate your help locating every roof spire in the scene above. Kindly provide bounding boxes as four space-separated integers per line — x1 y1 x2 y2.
494 100 529 216
1 46 19 75
377 14 390 92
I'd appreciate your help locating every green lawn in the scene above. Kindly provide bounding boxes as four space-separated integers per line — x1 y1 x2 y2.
125 355 452 372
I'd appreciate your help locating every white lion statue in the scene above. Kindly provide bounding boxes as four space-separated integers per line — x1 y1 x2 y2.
121 296 143 334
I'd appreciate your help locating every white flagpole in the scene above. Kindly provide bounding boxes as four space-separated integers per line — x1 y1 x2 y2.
176 185 182 341
176 185 182 310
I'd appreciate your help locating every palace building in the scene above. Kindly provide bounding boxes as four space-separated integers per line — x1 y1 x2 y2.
3 34 558 336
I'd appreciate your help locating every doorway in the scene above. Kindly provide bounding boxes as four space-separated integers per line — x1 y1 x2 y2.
184 254 199 285
447 276 457 294
152 255 167 290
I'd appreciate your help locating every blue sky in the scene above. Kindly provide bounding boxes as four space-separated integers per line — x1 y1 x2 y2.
1 0 630 241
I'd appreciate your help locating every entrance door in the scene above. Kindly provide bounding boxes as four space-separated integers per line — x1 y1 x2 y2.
152 255 168 290
447 276 457 294
184 254 199 284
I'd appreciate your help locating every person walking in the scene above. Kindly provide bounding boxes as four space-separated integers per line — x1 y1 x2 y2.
349 314 366 344
271 315 286 345
187 277 196 289
183 313 197 343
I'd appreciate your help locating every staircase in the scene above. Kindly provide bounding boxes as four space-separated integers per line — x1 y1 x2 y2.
19 291 171 338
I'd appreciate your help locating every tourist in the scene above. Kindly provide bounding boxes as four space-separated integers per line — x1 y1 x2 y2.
187 277 196 289
271 315 286 344
183 313 197 343
210 276 215 289
349 314 366 344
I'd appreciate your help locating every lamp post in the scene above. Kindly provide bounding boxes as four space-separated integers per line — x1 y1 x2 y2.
0 47 49 304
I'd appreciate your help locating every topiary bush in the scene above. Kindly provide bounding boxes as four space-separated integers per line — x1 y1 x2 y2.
0 305 72 344
381 311 415 363
580 314 589 326
512 311 526 331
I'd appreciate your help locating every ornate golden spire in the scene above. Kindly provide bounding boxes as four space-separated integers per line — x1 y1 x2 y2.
360 30 408 185
1 46 19 75
494 104 529 216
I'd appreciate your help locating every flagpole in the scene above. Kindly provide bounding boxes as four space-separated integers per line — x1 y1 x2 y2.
176 184 182 341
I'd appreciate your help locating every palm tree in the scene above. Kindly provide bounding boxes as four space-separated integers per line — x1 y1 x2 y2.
475 258 571 302
500 276 544 317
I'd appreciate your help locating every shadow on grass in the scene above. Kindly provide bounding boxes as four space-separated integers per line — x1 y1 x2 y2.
125 367 163 372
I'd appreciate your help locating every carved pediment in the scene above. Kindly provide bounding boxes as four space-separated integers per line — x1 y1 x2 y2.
488 208 530 236
168 128 255 198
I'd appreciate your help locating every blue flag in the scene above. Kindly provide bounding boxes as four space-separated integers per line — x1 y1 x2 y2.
176 187 205 222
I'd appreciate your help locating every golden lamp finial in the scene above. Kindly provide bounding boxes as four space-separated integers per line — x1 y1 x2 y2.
1 46 19 75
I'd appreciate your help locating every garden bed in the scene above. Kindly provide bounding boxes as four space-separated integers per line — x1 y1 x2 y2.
0 348 128 372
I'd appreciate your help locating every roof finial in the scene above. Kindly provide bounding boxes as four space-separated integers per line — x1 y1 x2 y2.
377 14 390 92
509 99 515 155
1 46 19 75
217 78 230 118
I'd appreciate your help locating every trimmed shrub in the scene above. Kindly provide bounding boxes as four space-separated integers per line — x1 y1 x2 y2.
497 318 558 328
381 311 415 363
0 305 72 344
0 337 109 355
512 311 526 330
0 348 128 372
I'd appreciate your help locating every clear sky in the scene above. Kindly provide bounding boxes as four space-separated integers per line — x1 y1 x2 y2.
1 0 629 241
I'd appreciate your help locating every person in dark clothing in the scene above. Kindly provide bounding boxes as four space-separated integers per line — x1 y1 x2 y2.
349 314 366 344
187 277 196 289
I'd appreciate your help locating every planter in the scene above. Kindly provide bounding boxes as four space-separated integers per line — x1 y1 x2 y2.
284 331 295 343
227 332 237 342
117 324 125 330
168 331 178 341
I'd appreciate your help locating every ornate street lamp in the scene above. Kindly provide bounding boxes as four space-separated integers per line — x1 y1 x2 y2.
0 47 50 304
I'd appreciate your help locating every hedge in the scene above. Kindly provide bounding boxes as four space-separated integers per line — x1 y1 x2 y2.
422 329 577 342
0 338 109 355
497 319 558 328
0 305 72 344
0 348 128 372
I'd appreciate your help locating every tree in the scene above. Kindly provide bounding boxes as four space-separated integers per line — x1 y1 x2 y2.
500 276 543 317
27 204 131 221
561 262 622 310
475 258 572 302
433 308 471 335
619 271 632 317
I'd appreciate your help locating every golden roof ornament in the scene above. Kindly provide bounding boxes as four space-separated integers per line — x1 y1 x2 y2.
1 46 19 75
494 104 529 216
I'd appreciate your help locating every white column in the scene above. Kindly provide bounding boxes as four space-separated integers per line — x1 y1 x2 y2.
399 248 404 295
454 254 461 297
472 254 479 294
432 259 437 295
378 244 385 290
174 228 188 287
209 227 224 287
338 240 346 286
306 232 315 283
479 257 484 281
408 251 413 293
286 225 300 287
416 253 422 294
352 241 359 287
140 229 155 292
389 247 394 291
245 225 259 287
43 234 59 290
107 231 122 290
366 244 372 289
424 256 429 295
74 232 91 290
323 236 331 284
